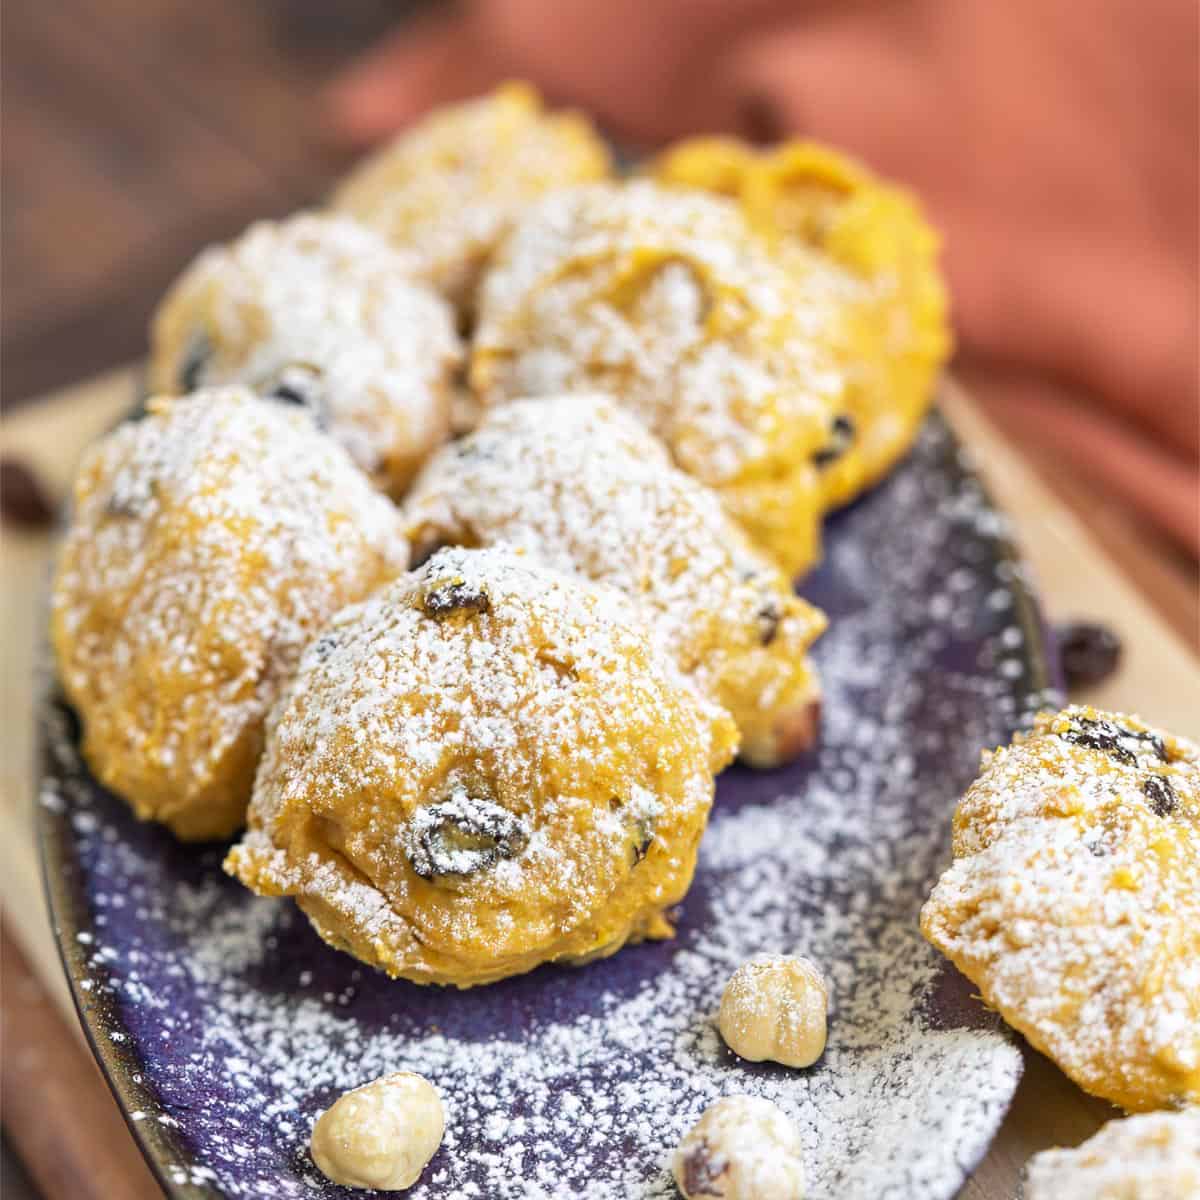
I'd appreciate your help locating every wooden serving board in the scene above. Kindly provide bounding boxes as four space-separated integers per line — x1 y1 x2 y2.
2 368 1197 1200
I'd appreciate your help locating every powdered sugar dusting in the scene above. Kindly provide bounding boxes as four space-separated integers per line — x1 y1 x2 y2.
1024 1109 1200 1200
40 415 1044 1198
922 705 1200 1112
149 213 461 491
226 546 733 986
50 387 408 836
471 181 847 486
402 395 825 756
469 180 855 576
331 84 610 303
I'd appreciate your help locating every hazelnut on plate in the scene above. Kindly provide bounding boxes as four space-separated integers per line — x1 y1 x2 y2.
673 1095 806 1199
310 1071 444 1192
719 954 829 1069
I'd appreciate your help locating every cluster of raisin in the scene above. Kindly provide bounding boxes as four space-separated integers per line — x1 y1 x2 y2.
1058 715 1180 819
1058 715 1168 768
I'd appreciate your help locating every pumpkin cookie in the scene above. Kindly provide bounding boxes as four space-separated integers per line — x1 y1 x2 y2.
1024 1109 1200 1200
652 138 952 509
225 547 737 987
470 181 852 579
51 388 407 840
149 213 461 497
403 395 826 765
648 137 759 201
332 82 611 309
921 706 1200 1111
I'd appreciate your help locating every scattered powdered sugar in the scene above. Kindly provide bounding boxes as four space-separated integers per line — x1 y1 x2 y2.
40 416 1048 1198
149 213 461 489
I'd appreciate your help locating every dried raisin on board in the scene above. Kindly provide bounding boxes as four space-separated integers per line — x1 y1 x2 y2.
1057 621 1122 689
0 456 55 529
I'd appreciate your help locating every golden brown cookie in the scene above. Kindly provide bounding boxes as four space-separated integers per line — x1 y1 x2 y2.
648 137 759 201
225 546 737 987
652 137 952 509
51 388 407 840
921 706 1200 1112
470 180 852 579
332 82 611 310
149 213 461 497
403 394 826 765
1024 1109 1200 1200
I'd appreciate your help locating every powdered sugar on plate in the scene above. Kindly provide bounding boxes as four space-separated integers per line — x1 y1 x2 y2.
40 413 1053 1199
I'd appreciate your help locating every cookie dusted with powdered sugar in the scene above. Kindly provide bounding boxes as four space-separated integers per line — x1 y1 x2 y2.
921 706 1200 1112
51 388 408 840
225 547 737 988
332 83 611 309
403 395 827 766
150 213 461 497
470 181 852 579
1024 1108 1200 1200
652 137 952 511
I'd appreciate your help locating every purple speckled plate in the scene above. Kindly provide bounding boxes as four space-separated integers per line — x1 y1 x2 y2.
39 408 1060 1199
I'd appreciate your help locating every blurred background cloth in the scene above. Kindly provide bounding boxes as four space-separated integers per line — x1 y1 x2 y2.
4 0 1197 559
324 0 1199 558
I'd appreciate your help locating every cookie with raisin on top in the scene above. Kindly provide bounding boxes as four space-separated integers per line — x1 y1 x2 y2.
651 137 952 511
149 213 461 498
225 547 736 988
921 705 1199 1112
404 394 827 766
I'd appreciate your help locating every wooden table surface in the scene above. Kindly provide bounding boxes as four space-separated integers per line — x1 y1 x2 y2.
3 0 405 407
2 368 1197 1200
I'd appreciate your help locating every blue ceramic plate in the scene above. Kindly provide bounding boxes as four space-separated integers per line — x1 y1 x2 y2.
39 409 1059 1199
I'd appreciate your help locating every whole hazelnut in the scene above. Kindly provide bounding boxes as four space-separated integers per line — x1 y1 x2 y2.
673 1095 806 1199
310 1071 444 1191
719 954 828 1068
